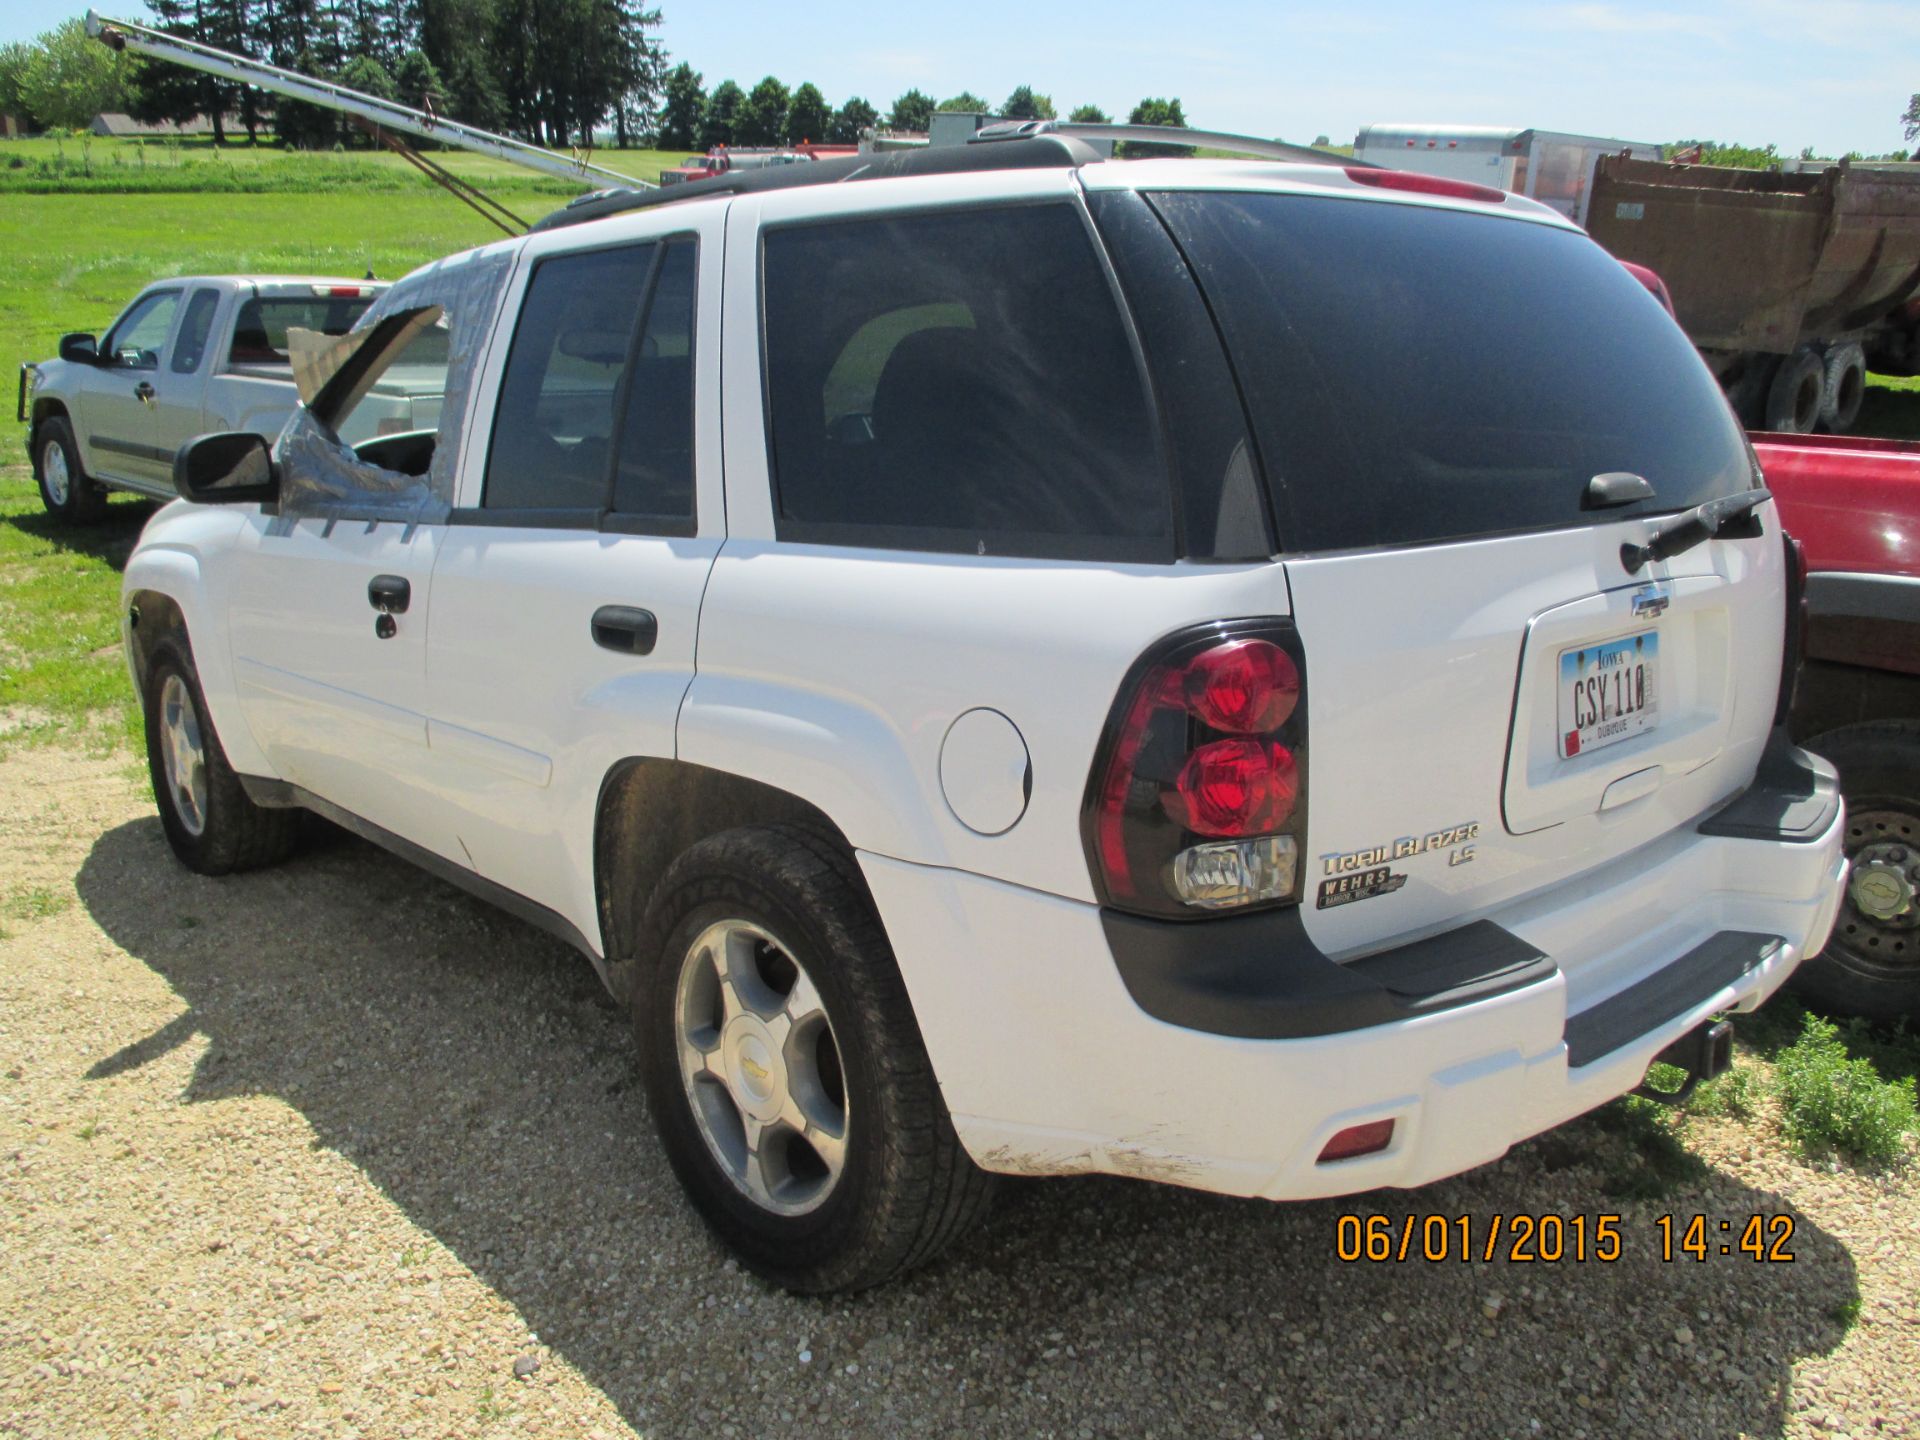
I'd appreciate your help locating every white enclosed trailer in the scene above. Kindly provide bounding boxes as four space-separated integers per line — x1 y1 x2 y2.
1354 124 1661 224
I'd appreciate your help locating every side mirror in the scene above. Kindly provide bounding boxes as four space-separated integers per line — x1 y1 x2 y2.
174 432 280 506
58 333 99 365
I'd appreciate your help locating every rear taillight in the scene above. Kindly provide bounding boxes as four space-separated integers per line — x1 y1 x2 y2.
1084 620 1308 917
1776 530 1808 726
1344 167 1508 205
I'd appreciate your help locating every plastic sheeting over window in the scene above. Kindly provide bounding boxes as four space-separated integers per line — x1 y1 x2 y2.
273 244 516 523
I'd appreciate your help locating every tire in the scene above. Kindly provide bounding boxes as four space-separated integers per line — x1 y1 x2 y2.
1763 347 1826 434
634 823 994 1293
142 637 299 876
1791 721 1920 1023
32 416 107 523
1819 342 1866 433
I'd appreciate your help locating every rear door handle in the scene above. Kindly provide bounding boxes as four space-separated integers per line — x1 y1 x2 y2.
591 605 657 656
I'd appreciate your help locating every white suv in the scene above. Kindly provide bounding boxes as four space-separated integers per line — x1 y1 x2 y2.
122 132 1848 1292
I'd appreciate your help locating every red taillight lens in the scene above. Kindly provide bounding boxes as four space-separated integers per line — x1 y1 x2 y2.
1168 738 1298 837
1084 621 1308 917
1184 638 1299 734
1344 166 1508 205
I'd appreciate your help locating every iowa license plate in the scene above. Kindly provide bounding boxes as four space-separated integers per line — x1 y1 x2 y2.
1559 630 1659 759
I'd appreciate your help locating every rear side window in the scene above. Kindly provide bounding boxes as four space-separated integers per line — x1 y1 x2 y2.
761 203 1172 561
1151 192 1750 551
171 288 222 374
484 244 654 512
229 295 376 366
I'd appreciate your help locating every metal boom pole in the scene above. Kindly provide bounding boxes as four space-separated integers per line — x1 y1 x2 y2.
85 10 650 193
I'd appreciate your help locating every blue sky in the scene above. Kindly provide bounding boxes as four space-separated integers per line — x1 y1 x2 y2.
10 1 1916 157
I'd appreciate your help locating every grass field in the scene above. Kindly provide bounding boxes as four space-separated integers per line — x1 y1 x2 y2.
0 133 695 192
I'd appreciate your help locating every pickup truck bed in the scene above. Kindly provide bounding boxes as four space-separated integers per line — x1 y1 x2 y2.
1757 431 1920 1019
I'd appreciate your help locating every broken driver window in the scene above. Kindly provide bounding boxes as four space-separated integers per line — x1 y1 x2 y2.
272 245 514 525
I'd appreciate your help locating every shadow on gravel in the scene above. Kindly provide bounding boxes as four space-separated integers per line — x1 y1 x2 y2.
77 815 1861 1439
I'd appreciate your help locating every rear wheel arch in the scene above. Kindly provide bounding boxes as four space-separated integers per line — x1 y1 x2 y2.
593 758 864 1003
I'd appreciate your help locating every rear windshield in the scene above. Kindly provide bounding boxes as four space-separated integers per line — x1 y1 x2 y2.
229 295 377 366
1149 191 1751 552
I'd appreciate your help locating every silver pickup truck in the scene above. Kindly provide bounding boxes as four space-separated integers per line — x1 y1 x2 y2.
18 275 446 521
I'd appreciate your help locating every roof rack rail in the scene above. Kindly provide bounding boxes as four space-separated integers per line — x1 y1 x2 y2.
531 122 1375 232
973 120 1376 168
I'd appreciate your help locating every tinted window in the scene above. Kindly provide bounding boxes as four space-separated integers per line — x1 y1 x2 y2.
105 290 180 368
762 204 1171 561
171 289 222 374
485 245 653 511
1152 192 1750 552
229 295 376 366
611 240 696 527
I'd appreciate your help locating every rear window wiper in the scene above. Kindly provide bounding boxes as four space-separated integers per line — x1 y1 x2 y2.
1621 486 1770 574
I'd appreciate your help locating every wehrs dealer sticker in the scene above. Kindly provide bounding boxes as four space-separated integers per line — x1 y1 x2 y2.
1316 822 1480 909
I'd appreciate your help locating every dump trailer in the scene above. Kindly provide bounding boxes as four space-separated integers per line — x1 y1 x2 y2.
1353 124 1661 223
1585 157 1920 433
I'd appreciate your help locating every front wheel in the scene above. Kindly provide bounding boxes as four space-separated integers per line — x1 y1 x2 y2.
634 824 993 1292
33 416 106 523
1792 722 1920 1023
142 638 299 875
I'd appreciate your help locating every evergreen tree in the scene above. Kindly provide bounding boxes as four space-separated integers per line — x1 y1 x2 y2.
785 81 829 144
826 95 876 144
1068 103 1109 124
888 87 932 131
701 78 743 148
657 61 705 149
738 75 788 146
1002 85 1053 120
937 91 987 113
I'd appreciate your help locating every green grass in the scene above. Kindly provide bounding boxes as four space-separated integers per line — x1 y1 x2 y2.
1772 1011 1918 1165
1862 373 1920 440
3 884 74 921
0 463 150 752
0 133 695 194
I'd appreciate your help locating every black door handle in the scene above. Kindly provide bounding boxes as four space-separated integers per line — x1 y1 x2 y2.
134 381 156 402
368 574 411 613
591 605 657 656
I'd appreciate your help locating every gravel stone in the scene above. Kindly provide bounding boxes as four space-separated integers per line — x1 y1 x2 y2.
0 746 1916 1439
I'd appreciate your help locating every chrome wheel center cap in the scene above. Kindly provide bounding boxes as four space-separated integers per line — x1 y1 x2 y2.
1850 854 1915 925
722 1017 785 1120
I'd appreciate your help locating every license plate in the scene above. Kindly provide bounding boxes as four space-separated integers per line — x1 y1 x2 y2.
1558 630 1659 759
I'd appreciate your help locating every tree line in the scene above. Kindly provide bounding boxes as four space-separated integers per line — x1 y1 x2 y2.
655 72 1191 153
0 11 1192 157
0 1 667 149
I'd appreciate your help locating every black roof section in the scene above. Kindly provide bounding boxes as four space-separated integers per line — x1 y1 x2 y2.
532 134 1105 233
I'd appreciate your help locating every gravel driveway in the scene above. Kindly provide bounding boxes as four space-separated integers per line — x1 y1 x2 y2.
2 747 1916 1439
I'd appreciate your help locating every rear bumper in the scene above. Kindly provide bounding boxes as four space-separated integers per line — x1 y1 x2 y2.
862 756 1845 1201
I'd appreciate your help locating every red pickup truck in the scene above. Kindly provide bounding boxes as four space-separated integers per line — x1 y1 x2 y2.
1757 432 1920 1020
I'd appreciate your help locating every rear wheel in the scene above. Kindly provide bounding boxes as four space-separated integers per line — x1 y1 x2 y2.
1764 347 1826 434
142 638 299 875
1792 722 1920 1023
634 823 993 1292
34 416 106 523
1819 342 1866 433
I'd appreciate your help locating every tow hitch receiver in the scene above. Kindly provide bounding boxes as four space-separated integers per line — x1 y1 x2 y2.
1634 1018 1735 1105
